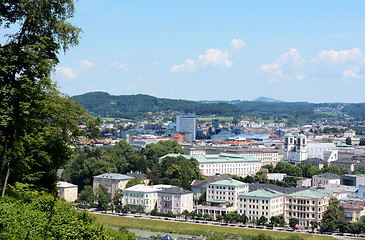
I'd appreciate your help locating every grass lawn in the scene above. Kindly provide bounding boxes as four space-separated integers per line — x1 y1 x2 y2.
197 117 234 122
101 117 132 122
92 214 334 240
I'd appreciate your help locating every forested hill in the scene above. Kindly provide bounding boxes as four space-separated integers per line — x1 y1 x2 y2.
72 92 243 118
73 91 365 121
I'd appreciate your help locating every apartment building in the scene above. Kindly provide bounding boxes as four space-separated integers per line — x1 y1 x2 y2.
238 188 285 221
284 188 332 229
157 187 194 215
312 172 340 186
56 181 78 202
93 173 133 199
122 184 161 212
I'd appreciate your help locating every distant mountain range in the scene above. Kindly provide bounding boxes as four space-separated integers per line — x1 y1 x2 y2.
252 97 285 103
72 91 365 121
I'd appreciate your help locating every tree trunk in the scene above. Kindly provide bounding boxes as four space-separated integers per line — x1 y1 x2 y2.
1 161 11 197
0 141 8 192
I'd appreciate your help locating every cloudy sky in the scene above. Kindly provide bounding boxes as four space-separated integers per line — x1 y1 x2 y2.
53 1 365 103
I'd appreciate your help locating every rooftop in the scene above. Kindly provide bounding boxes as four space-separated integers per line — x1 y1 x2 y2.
57 181 77 188
191 174 230 187
288 188 332 199
239 188 284 199
210 178 247 187
314 172 340 179
93 173 134 180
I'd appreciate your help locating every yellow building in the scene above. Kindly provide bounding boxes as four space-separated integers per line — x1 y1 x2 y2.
57 181 78 202
343 201 365 223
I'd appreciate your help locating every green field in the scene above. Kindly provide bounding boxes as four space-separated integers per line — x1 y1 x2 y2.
101 117 132 122
92 214 334 240
197 117 234 122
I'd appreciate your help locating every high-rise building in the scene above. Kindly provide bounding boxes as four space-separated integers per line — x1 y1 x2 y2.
176 115 196 142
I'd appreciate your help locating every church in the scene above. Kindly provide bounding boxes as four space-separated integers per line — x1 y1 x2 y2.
283 133 338 164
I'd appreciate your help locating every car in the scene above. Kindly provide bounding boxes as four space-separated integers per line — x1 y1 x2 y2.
292 227 299 230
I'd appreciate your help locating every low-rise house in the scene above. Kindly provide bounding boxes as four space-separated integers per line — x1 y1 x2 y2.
267 173 286 181
301 158 325 169
312 172 340 187
238 188 285 222
57 181 78 202
343 201 365 223
296 178 312 187
93 173 133 199
284 188 333 229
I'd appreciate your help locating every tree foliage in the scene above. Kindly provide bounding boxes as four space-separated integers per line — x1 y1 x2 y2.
0 0 98 195
320 197 344 233
0 183 135 239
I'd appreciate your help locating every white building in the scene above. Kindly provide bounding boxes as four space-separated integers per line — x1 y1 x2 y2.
176 115 197 142
57 181 78 202
206 178 249 208
122 184 194 214
284 188 333 229
238 188 285 221
197 178 249 218
283 134 338 164
122 184 161 213
93 173 133 199
312 172 340 187
157 187 194 215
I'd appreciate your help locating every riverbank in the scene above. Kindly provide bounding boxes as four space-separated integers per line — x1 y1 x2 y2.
92 214 334 240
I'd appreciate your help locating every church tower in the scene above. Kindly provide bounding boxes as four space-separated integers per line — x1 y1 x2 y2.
283 133 295 162
296 134 308 162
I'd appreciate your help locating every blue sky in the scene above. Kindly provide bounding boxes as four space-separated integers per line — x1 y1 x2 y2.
53 0 365 103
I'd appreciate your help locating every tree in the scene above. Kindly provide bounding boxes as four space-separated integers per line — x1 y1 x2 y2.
346 137 352 145
338 219 350 233
270 216 285 227
310 221 319 232
241 214 248 225
97 185 110 212
257 216 268 225
198 190 207 205
79 185 95 204
121 204 130 214
0 0 98 196
254 171 268 183
320 197 343 233
125 177 143 189
136 205 145 214
289 218 299 228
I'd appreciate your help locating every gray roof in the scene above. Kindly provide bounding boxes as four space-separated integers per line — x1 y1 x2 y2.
314 172 340 179
158 187 192 195
191 174 230 187
249 183 309 195
93 173 133 180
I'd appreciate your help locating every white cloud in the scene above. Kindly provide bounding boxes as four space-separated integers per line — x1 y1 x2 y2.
79 59 94 68
169 59 197 73
230 38 245 50
152 60 160 65
312 48 363 64
56 67 77 79
170 38 243 73
198 49 233 69
111 62 129 72
258 48 305 83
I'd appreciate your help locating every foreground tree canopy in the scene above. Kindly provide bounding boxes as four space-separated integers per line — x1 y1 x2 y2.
0 0 99 195
0 183 135 239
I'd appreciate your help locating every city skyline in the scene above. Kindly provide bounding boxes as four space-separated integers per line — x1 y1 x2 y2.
49 1 365 103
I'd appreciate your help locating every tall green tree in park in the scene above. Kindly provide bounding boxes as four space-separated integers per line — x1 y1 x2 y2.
320 197 344 233
0 1 98 195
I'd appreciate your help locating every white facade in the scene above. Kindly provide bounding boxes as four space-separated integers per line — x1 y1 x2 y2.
206 178 249 208
283 134 338 164
238 189 285 221
157 188 194 215
122 184 161 213
197 153 262 177
312 173 340 186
